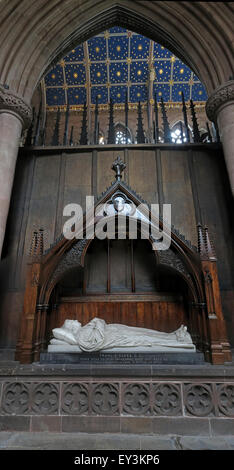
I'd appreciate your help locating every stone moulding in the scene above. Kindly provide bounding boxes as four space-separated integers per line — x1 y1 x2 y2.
0 85 32 128
206 80 234 122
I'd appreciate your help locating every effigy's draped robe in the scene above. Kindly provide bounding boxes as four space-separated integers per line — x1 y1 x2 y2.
50 317 195 352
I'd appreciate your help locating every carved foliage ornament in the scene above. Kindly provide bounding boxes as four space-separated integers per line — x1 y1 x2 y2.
184 383 214 417
62 383 89 415
206 80 234 122
0 85 32 128
123 383 150 415
153 383 182 416
1 382 59 415
49 239 88 288
217 384 234 417
1 381 234 417
92 383 119 415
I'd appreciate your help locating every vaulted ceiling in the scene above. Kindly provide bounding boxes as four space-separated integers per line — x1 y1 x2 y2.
44 27 207 109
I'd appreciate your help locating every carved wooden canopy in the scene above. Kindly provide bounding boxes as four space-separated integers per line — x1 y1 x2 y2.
16 158 232 365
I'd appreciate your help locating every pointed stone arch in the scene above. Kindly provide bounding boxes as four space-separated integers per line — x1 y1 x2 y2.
0 2 233 101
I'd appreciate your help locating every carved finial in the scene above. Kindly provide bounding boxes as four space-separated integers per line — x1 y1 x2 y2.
204 225 216 260
160 96 171 143
190 99 201 142
197 223 207 259
29 231 38 256
111 156 126 181
37 229 44 256
29 228 44 258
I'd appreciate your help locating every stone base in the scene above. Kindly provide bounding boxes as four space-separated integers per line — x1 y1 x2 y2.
0 356 234 437
1 431 234 450
40 351 204 365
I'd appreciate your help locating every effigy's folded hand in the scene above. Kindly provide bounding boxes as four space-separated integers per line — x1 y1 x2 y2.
77 317 106 352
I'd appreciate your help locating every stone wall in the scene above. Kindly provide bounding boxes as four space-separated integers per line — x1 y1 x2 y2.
0 365 234 434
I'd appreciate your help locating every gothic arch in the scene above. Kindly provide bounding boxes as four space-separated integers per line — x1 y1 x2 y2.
0 2 233 103
36 182 203 306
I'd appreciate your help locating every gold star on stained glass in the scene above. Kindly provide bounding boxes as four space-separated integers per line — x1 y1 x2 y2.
95 46 100 53
51 73 56 79
73 72 78 79
178 91 182 95
116 45 121 52
158 91 162 96
127 58 132 64
137 70 142 76
53 95 58 100
60 60 65 67
71 49 76 53
97 71 101 77
161 46 165 50
117 93 121 98
199 90 203 95
138 44 143 51
159 69 163 75
75 95 79 99
137 92 141 98
98 94 102 99
116 71 121 77
104 31 110 39
180 68 184 74
170 56 176 63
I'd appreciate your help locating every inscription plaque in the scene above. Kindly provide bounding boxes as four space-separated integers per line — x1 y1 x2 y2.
40 351 204 365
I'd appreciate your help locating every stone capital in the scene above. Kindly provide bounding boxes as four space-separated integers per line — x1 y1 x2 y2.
0 85 32 128
206 80 234 122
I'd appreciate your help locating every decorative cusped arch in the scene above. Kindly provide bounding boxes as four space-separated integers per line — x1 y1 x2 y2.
0 2 233 102
15 169 232 365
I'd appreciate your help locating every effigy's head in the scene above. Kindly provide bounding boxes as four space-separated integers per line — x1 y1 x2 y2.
63 319 81 334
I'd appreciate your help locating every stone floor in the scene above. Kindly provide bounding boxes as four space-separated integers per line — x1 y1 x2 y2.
0 432 234 450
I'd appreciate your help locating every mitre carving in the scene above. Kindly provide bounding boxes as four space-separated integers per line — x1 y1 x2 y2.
0 85 32 128
206 80 234 122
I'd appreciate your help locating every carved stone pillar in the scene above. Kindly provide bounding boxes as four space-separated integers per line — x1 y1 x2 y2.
0 85 32 257
206 81 234 195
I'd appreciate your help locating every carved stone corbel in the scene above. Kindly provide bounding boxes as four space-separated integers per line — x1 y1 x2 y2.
206 80 234 122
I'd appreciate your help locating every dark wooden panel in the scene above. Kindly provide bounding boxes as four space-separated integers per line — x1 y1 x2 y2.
128 149 158 204
161 149 197 245
51 300 187 337
63 152 92 211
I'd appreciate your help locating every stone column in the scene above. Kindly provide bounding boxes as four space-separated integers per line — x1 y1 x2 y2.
206 81 234 195
0 86 32 257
